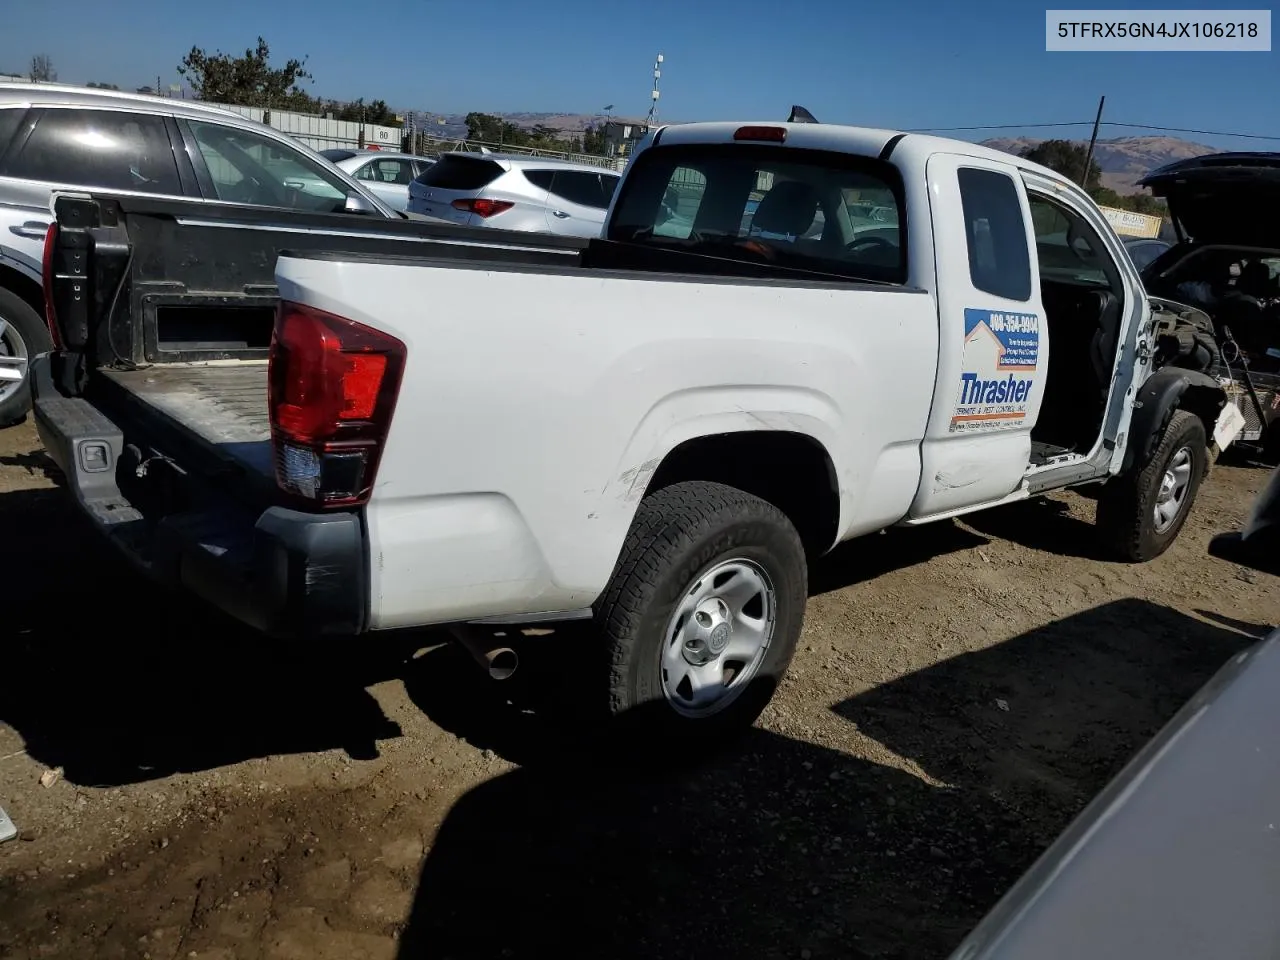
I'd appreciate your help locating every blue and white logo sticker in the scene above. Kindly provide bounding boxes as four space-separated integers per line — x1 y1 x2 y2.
950 308 1042 433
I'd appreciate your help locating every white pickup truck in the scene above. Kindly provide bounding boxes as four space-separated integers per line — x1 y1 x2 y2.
32 120 1233 744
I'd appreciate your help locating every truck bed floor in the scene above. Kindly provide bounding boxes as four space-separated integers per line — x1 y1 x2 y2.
99 363 274 478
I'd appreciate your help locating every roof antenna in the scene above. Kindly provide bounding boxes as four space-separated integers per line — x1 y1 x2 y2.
788 105 819 124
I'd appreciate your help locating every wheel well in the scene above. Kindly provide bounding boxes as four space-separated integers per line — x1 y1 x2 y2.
0 265 44 321
1178 384 1226 445
645 431 841 555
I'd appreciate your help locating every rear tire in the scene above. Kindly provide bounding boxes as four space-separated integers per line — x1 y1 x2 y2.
0 287 52 428
1097 410 1207 562
594 481 807 752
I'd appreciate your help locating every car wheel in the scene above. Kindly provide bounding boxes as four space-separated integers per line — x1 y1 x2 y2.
0 287 52 428
1097 410 1208 562
594 480 807 752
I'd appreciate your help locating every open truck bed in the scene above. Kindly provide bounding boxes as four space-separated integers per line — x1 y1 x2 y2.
32 193 593 635
100 363 272 474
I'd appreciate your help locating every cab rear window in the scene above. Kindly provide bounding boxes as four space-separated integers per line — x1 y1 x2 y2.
607 142 907 284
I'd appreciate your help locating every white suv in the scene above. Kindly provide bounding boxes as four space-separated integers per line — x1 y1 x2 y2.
0 82 401 427
407 153 620 237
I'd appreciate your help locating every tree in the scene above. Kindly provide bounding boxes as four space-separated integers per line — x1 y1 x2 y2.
463 112 528 146
581 123 607 156
28 54 56 83
328 97 399 127
1019 139 1102 191
178 37 314 110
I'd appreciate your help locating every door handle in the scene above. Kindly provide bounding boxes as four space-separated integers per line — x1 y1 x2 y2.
10 221 49 239
551 210 570 219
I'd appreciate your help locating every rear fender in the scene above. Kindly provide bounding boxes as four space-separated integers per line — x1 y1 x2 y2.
601 385 846 514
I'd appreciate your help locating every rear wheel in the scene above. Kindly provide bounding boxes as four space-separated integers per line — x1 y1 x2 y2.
1097 410 1208 562
0 288 51 428
595 480 807 750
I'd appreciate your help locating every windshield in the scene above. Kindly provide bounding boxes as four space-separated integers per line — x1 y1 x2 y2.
607 143 908 284
320 149 358 163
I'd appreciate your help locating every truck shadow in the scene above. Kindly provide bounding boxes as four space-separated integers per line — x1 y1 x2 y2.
959 495 1111 561
809 521 988 596
0 485 413 787
831 598 1252 819
397 600 1250 960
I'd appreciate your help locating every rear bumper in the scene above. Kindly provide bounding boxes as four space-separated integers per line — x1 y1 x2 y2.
31 356 368 636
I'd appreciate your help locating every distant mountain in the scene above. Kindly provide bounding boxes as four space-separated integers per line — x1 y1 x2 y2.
412 111 639 141
980 135 1221 194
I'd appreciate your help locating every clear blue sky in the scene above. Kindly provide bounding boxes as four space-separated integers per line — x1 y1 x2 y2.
2 0 1276 149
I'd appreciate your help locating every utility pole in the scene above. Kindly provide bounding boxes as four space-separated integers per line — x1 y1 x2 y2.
1081 95 1105 189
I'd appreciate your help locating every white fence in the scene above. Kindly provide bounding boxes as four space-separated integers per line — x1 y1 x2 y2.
205 103 625 169
208 102 403 152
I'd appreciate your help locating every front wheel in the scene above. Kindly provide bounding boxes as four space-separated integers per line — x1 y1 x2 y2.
595 480 808 749
1097 410 1208 562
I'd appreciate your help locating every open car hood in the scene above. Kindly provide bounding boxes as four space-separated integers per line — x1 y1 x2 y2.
1139 153 1280 248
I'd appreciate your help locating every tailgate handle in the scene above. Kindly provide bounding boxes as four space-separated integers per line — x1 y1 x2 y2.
10 220 49 239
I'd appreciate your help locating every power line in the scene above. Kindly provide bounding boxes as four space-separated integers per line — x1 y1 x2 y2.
904 121 1093 132
1102 121 1280 142
904 120 1280 142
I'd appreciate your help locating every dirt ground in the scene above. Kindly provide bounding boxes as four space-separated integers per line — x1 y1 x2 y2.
1 417 1276 960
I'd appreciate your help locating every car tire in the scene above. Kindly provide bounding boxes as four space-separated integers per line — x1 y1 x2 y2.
594 480 808 753
1097 410 1208 562
0 287 52 428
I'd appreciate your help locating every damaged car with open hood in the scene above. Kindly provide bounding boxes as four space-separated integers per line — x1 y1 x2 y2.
1137 153 1280 461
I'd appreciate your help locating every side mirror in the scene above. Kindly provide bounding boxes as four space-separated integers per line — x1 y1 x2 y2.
344 191 377 216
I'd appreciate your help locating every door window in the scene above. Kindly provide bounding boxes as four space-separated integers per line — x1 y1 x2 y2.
0 108 27 166
1029 195 1122 291
356 158 416 185
957 167 1032 302
187 120 351 212
4 108 181 194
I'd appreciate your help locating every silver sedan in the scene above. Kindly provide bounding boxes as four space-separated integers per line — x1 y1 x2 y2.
321 150 435 213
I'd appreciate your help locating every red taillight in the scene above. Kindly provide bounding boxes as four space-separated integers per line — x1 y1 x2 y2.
267 301 406 508
452 198 514 218
41 223 62 349
733 125 787 143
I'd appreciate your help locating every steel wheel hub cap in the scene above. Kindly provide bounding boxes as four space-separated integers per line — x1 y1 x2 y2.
1153 445 1193 534
660 558 777 719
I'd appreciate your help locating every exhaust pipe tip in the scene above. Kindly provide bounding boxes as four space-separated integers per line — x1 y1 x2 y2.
486 648 519 681
452 627 520 681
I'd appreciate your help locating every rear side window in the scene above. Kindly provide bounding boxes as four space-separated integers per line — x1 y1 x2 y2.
957 167 1031 302
415 154 504 190
608 142 907 284
6 108 181 195
530 169 619 210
